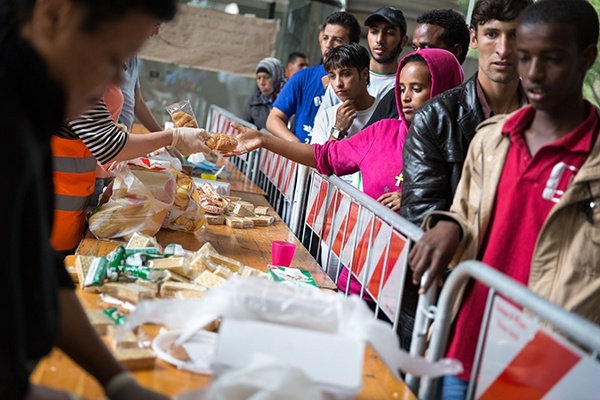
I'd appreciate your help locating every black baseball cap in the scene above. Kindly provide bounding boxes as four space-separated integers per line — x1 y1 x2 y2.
364 7 407 37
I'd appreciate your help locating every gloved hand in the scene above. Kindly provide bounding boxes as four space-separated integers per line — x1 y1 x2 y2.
169 127 211 156
104 372 170 400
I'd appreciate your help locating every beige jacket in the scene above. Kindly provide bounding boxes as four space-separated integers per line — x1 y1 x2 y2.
424 110 600 325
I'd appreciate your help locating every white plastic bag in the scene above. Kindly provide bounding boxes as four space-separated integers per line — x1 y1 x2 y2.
174 354 325 400
89 158 175 239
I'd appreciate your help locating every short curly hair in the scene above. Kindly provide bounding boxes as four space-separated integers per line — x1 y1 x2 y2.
416 9 470 64
323 11 362 44
519 0 599 50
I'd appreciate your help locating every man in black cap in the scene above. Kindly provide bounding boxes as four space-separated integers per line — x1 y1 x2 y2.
363 8 470 126
314 7 408 137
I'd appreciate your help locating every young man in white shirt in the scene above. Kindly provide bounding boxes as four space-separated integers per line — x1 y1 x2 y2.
311 44 378 145
311 43 378 189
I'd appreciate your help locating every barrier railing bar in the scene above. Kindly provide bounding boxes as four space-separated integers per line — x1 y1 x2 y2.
375 228 394 320
405 270 438 395
327 175 423 243
327 186 343 282
419 260 600 399
358 212 377 301
466 288 496 400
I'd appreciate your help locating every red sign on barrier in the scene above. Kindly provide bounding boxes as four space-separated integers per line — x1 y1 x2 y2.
476 297 600 399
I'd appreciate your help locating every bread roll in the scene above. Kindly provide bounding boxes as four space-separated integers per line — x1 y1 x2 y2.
172 111 198 128
205 133 238 152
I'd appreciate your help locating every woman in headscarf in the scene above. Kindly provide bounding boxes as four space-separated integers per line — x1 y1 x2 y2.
243 57 286 130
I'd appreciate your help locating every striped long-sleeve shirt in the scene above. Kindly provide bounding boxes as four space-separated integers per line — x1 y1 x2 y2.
56 99 128 164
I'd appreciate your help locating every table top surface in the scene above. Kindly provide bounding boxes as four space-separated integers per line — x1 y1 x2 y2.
217 158 267 196
31 176 415 399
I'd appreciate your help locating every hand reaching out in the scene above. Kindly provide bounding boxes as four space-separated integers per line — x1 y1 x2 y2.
221 123 264 156
377 191 402 212
408 220 461 294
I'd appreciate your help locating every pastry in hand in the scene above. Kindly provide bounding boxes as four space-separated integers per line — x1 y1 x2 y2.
172 111 198 128
205 133 238 152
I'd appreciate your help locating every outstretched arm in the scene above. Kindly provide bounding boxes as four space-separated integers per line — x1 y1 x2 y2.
230 123 316 168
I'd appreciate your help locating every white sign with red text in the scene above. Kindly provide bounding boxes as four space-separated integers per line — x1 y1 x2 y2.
475 296 600 399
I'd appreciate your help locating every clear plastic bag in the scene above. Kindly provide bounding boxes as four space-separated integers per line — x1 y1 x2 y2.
89 158 175 239
166 99 199 128
162 167 207 233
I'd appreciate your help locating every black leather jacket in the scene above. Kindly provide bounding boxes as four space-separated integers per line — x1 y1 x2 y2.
400 74 485 225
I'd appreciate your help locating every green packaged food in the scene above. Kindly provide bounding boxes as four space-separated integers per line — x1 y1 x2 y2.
103 307 126 326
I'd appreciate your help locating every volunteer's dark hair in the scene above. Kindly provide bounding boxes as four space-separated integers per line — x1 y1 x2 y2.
324 43 371 85
519 0 599 50
323 11 362 44
417 9 470 64
288 51 308 64
471 0 533 31
12 0 177 31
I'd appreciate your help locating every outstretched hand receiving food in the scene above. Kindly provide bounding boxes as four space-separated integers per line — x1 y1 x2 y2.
220 123 264 157
377 191 402 212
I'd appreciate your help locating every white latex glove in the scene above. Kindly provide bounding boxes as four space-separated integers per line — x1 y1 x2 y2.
169 127 211 156
104 372 170 400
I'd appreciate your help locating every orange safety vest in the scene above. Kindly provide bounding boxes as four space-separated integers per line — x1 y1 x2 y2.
51 136 97 251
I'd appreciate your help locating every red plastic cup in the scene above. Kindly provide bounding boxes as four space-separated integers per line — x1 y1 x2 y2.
271 240 296 267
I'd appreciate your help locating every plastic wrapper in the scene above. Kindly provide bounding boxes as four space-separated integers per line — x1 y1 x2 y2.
198 182 228 215
89 158 175 239
162 167 207 233
125 278 463 386
174 354 324 400
167 99 199 128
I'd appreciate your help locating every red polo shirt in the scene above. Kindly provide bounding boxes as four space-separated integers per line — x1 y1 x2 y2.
446 102 598 381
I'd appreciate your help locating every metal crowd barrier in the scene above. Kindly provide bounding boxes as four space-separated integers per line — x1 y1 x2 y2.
408 260 600 399
254 142 309 236
302 170 423 329
205 104 260 181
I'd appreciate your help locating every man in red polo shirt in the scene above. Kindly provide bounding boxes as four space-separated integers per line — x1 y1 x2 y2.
407 0 600 398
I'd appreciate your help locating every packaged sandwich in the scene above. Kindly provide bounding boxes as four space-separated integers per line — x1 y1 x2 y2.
166 100 199 128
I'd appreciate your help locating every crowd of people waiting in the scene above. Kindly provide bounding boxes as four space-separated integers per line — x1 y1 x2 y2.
2 0 600 399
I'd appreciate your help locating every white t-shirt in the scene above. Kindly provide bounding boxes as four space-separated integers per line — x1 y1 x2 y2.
311 97 381 145
310 97 380 190
313 70 395 130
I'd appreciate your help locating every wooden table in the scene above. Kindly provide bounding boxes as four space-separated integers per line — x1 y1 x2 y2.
32 333 414 399
216 158 266 196
31 173 415 399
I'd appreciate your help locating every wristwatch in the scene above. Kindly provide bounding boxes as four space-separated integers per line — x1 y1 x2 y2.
330 126 347 140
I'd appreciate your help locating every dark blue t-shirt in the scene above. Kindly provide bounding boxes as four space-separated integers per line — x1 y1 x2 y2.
272 64 326 143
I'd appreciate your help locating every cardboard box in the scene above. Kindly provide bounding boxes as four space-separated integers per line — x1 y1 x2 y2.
213 319 365 397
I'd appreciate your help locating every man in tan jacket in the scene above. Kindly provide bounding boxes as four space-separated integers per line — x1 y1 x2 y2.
408 0 600 398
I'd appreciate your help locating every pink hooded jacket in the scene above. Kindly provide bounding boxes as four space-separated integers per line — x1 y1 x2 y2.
314 48 464 201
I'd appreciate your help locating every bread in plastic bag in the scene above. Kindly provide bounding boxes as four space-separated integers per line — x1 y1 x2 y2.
89 158 175 239
167 100 199 128
162 167 207 233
